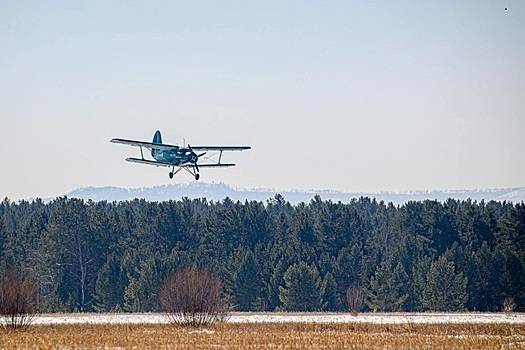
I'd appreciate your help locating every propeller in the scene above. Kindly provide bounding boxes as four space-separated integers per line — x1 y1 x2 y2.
187 145 206 172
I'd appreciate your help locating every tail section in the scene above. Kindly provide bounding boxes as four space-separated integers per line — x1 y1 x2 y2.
152 130 162 144
151 130 162 157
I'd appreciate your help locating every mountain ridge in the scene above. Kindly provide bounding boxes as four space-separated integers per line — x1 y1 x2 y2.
64 183 525 205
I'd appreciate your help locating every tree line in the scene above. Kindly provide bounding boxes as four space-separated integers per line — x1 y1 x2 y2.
0 195 523 313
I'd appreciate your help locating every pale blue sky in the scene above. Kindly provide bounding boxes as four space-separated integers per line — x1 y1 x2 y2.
1 1 524 199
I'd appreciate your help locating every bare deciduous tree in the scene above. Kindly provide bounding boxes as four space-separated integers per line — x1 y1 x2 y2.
346 285 364 316
159 268 228 327
502 297 516 313
0 270 38 329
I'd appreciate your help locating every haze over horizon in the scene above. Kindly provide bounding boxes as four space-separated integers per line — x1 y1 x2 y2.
1 1 524 200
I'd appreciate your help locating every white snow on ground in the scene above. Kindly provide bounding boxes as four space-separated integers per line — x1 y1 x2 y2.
32 313 525 325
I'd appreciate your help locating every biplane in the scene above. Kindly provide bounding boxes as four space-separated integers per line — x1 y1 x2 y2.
111 130 251 180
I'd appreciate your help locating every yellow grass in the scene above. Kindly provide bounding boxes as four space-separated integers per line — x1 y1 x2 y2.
1 322 525 349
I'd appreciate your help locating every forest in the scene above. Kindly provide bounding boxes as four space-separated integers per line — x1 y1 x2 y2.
0 195 523 313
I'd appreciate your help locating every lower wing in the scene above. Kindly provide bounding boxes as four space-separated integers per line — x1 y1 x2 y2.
125 158 235 168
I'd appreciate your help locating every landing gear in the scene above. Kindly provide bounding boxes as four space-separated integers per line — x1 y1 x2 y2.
168 166 182 180
181 165 200 181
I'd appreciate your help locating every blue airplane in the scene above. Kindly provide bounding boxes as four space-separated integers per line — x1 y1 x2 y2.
111 130 251 180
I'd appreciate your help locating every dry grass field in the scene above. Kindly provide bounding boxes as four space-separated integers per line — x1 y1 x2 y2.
1 322 525 349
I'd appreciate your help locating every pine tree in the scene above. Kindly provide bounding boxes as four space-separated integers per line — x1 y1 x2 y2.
409 255 432 311
279 261 322 311
234 250 259 311
291 206 317 245
366 261 408 311
334 244 362 299
43 199 97 312
320 272 339 311
422 253 467 311
124 258 162 312
94 254 125 312
267 258 286 311
465 243 499 311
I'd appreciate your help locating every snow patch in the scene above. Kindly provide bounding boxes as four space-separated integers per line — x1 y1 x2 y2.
31 312 525 325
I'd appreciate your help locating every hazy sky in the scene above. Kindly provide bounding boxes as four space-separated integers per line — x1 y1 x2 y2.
1 1 524 200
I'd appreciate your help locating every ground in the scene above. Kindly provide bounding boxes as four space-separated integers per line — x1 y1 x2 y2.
2 322 525 349
1 313 525 349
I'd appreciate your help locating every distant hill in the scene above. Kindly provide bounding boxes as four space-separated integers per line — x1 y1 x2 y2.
64 183 525 205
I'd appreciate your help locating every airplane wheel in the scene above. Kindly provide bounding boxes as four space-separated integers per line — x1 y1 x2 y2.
195 174 200 181
169 172 174 179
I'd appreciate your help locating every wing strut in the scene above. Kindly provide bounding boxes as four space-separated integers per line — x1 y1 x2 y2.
140 146 144 160
218 150 223 165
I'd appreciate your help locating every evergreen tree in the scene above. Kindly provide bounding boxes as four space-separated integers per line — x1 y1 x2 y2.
496 249 525 309
465 243 499 311
408 255 431 311
279 261 322 311
43 199 97 311
366 261 408 311
320 272 339 311
422 252 468 311
267 258 286 311
124 258 162 312
94 254 125 312
234 250 260 311
334 244 362 297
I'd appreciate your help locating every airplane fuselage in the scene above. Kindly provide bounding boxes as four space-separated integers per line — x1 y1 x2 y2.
151 148 197 166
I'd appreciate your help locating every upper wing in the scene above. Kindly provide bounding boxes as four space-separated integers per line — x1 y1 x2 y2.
111 138 179 151
126 158 235 168
197 163 236 167
189 146 251 151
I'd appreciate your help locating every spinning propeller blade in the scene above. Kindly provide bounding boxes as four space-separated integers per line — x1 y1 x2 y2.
187 145 206 172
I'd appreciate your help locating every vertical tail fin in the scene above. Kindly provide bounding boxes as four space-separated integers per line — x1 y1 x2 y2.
151 130 162 157
152 130 162 144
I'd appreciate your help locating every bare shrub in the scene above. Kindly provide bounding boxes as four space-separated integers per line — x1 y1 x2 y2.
346 285 364 316
502 297 516 313
0 269 38 329
159 268 228 327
